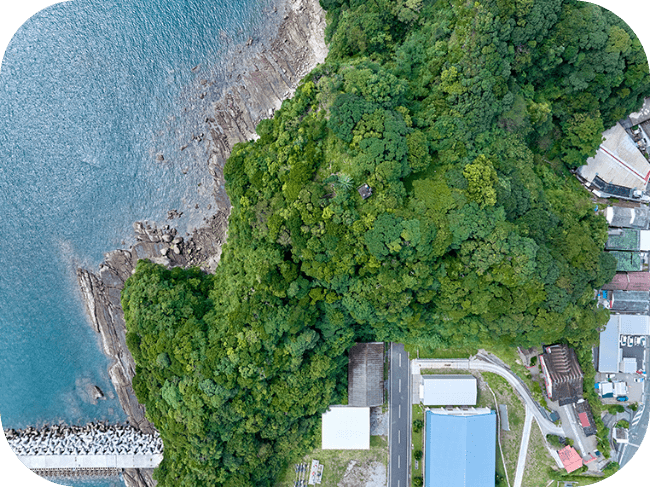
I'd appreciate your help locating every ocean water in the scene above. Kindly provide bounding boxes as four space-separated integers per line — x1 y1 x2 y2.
0 0 279 436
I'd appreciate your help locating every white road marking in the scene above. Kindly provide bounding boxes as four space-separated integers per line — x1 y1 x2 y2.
398 429 401 444
398 455 401 469
399 354 401 367
399 379 401 393
399 404 401 418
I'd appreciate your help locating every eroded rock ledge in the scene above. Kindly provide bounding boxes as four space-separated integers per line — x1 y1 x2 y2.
75 1 328 486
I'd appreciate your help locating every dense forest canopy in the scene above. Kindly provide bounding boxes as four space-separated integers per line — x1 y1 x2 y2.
121 0 649 484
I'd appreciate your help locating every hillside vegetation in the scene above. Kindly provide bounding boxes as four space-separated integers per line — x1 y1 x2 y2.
121 0 649 485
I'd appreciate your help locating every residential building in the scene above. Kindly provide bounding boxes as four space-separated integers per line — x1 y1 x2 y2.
609 290 650 314
574 399 597 437
577 123 650 198
558 446 583 473
608 251 642 272
602 272 650 291
539 344 584 406
604 206 650 229
598 314 649 373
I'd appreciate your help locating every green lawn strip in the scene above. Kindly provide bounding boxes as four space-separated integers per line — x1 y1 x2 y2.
420 368 473 375
481 371 525 485
521 419 558 487
274 435 388 487
412 404 425 484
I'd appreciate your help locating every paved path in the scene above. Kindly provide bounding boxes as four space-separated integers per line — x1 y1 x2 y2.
388 343 410 487
621 342 650 466
513 406 533 487
412 356 564 437
18 454 162 469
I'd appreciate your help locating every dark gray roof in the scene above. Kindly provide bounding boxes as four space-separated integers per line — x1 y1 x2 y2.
606 206 650 229
540 345 584 406
611 290 650 313
348 343 384 407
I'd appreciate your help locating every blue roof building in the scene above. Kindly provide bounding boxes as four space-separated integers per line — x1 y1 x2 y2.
425 409 496 487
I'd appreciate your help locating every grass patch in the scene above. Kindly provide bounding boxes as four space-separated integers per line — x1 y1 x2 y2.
481 372 525 484
522 420 558 487
420 368 473 375
274 435 388 487
412 404 425 484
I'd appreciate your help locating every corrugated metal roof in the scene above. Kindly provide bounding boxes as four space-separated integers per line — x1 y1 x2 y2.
578 412 590 428
641 231 650 251
605 206 650 229
611 290 650 313
422 375 477 406
622 357 637 374
348 343 384 407
619 315 650 335
602 272 650 291
599 316 620 373
321 407 370 450
425 410 496 487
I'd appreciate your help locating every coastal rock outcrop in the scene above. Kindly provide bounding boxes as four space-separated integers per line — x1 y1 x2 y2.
73 1 329 485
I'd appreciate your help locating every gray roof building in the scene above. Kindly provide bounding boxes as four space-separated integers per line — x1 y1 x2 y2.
348 342 384 407
610 291 650 313
605 206 650 229
421 375 477 406
598 315 650 373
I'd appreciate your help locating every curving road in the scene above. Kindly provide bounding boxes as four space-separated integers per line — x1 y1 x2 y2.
412 355 564 437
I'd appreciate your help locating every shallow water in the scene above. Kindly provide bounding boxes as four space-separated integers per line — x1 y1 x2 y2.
0 0 279 435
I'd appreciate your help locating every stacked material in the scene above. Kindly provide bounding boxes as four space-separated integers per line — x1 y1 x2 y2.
4 423 163 456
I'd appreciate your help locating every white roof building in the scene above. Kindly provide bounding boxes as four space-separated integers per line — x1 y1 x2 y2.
421 375 477 406
614 381 629 396
621 357 638 374
321 406 370 450
578 123 650 191
640 230 650 251
619 315 650 335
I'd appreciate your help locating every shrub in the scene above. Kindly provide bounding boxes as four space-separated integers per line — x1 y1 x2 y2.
414 449 423 461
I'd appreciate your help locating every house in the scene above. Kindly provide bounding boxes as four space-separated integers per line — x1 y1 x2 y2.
347 342 384 407
539 345 584 406
574 399 597 437
602 272 650 291
604 206 650 229
321 406 370 450
609 290 650 313
558 445 583 473
614 427 629 444
577 123 650 197
608 251 642 272
424 409 496 487
421 375 477 406
606 228 641 251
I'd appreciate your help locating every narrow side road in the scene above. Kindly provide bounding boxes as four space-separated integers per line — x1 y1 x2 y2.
513 406 533 487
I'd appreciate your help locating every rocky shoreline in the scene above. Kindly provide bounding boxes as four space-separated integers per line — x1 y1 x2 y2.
74 1 328 485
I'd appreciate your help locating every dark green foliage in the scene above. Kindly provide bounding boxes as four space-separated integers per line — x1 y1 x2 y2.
121 1 649 484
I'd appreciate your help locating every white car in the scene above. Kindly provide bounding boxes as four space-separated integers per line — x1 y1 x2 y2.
641 337 647 348
628 336 635 347
635 377 644 383
621 335 628 347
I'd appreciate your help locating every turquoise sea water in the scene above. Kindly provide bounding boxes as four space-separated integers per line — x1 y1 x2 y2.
0 0 277 437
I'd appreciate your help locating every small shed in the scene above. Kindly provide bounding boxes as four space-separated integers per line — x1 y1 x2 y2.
621 357 637 374
357 184 372 200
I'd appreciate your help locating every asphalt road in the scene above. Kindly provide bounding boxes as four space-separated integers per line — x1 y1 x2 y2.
621 342 650 466
389 343 410 487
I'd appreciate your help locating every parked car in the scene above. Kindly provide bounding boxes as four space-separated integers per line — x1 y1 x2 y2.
635 377 644 383
617 396 629 402
628 336 634 347
621 335 628 347
641 336 647 348
607 373 616 380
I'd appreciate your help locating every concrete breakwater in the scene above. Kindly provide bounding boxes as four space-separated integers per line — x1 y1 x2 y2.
4 423 163 456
